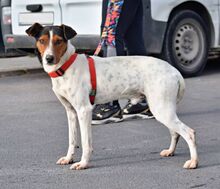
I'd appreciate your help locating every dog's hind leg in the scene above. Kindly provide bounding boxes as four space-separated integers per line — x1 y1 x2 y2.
147 89 198 169
151 106 198 169
172 119 198 169
160 130 180 157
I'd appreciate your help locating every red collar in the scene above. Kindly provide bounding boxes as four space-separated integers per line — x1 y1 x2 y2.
48 53 96 105
48 53 78 78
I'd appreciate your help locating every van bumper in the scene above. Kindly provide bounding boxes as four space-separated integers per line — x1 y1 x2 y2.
4 34 100 50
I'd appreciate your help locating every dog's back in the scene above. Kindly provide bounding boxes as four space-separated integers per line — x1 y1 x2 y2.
93 55 184 104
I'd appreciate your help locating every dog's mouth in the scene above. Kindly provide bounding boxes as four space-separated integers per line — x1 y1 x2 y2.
46 61 56 65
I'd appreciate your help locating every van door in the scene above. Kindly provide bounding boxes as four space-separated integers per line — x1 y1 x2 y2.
60 0 102 35
11 0 62 35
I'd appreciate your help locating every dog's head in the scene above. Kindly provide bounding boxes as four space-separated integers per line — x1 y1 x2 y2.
26 23 77 65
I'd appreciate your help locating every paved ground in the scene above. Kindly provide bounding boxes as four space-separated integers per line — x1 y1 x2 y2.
0 56 43 77
0 57 220 189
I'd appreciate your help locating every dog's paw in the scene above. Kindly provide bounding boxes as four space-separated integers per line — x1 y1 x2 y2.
56 156 73 165
70 161 89 170
160 149 174 157
183 159 198 169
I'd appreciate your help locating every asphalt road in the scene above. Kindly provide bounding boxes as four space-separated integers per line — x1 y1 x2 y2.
0 58 220 189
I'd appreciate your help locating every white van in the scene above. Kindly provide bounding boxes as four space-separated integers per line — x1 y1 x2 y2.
0 0 219 76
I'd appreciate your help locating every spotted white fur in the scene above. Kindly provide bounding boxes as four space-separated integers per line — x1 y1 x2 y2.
39 28 198 170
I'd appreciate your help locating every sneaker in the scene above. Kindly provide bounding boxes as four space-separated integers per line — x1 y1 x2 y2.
122 101 154 120
92 103 123 125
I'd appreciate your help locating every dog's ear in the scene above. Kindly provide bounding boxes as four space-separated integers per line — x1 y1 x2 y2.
60 24 77 40
26 23 43 39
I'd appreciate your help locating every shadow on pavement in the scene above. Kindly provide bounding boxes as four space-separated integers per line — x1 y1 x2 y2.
203 58 220 76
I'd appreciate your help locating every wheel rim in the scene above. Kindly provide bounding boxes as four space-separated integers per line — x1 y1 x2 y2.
172 18 205 71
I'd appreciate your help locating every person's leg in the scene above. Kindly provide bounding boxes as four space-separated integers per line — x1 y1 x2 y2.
124 0 147 56
92 0 122 125
115 0 144 55
115 0 153 119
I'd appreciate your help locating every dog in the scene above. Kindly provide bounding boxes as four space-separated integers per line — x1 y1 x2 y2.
26 23 198 170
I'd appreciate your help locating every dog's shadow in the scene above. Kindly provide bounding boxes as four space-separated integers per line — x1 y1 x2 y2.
91 151 163 169
86 141 220 170
88 148 190 169
90 152 220 170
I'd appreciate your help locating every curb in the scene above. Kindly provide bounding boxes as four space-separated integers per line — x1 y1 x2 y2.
0 67 44 78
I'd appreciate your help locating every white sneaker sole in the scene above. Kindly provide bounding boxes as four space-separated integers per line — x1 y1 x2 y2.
92 117 123 125
122 113 154 120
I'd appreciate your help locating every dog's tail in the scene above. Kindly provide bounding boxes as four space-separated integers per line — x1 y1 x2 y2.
177 74 185 104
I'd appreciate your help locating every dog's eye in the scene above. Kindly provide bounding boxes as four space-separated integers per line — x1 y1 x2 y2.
39 39 45 45
54 39 63 45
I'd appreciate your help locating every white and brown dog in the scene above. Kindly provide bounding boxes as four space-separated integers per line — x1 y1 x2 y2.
26 23 198 170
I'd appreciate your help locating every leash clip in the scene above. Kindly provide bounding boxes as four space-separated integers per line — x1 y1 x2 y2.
90 89 96 96
56 68 65 76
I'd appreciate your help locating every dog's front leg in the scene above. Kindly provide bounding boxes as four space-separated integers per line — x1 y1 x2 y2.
70 105 93 170
55 93 78 165
56 108 78 165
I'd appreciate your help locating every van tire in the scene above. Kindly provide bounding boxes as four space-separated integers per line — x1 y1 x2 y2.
162 10 208 77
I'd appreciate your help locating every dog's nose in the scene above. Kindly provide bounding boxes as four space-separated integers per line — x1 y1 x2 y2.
46 55 54 64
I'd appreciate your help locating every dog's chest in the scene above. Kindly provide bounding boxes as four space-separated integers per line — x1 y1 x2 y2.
52 78 67 94
52 75 76 98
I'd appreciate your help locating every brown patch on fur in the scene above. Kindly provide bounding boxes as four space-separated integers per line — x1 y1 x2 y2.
36 34 49 57
52 35 67 63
